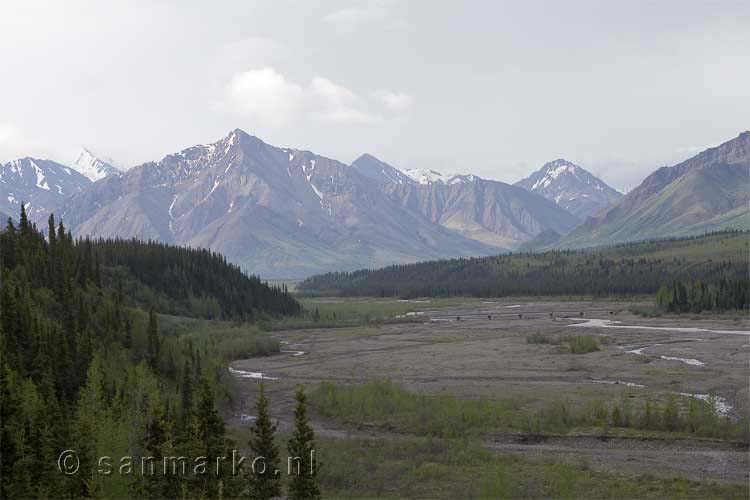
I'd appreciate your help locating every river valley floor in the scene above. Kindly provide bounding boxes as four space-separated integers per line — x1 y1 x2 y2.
228 299 750 486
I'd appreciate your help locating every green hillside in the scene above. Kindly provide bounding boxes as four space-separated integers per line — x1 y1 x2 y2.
298 231 750 299
0 207 300 498
553 132 749 249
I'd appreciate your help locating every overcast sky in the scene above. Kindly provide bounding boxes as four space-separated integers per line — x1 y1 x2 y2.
1 0 748 191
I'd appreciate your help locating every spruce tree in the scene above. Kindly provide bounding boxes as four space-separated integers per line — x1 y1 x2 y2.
247 382 281 499
287 386 320 500
123 317 133 349
141 402 169 499
180 360 194 427
18 202 30 235
190 378 225 498
147 310 159 368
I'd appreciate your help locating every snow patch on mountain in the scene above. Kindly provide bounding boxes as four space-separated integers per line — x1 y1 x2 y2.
515 159 623 220
72 147 121 181
402 167 451 185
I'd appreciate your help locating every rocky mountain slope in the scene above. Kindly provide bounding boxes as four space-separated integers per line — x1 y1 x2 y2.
0 158 92 223
72 147 121 181
515 159 622 220
60 130 497 278
352 154 579 249
556 131 750 248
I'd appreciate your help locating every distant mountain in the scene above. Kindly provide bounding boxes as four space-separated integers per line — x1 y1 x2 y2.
556 131 750 248
72 147 121 181
0 158 91 223
60 130 496 278
515 159 622 220
350 153 414 187
352 154 579 249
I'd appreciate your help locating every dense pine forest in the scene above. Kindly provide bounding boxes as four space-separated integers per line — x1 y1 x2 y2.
0 207 302 498
298 231 750 306
655 278 748 313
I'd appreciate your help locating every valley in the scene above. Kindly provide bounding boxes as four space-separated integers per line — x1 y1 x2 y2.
3 4 748 498
226 299 750 496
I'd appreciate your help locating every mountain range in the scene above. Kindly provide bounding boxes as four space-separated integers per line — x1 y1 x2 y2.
1 129 747 278
0 158 91 222
58 131 503 277
555 131 750 248
352 154 579 249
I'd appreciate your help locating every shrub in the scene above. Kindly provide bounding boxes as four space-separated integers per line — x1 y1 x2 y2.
526 332 561 344
566 335 600 354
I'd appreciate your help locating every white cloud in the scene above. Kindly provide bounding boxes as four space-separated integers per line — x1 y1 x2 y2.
311 77 379 123
374 90 413 111
227 68 392 126
323 3 386 30
228 68 304 127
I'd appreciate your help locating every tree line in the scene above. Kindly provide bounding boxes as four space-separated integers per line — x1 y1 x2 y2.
0 206 316 498
85 236 300 320
298 231 749 301
656 278 748 313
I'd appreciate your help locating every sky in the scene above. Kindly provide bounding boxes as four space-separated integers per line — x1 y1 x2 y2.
0 0 748 192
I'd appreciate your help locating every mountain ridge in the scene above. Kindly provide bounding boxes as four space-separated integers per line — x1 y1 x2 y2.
72 147 122 181
555 131 750 248
351 153 579 249
60 129 498 278
515 158 623 220
0 157 91 222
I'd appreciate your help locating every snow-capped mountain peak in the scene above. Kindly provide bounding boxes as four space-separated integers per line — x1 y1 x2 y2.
515 159 622 220
72 147 121 181
0 157 91 222
402 167 451 185
531 159 582 190
351 154 479 187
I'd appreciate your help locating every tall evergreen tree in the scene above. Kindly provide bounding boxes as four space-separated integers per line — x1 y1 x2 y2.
287 386 320 500
180 360 194 428
140 402 170 499
247 382 281 499
147 310 159 368
190 378 226 498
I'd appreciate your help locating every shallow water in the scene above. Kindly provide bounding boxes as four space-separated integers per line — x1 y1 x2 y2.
395 311 426 318
679 393 733 416
570 318 750 336
229 367 279 380
659 355 705 367
625 346 648 355
281 349 305 356
590 379 646 388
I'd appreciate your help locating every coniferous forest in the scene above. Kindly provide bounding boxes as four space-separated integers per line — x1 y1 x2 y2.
298 231 750 308
0 207 305 498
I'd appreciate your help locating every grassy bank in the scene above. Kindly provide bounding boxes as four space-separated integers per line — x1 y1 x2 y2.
310 381 749 442
317 437 747 499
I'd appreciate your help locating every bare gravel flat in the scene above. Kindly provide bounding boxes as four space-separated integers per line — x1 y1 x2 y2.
228 300 750 482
